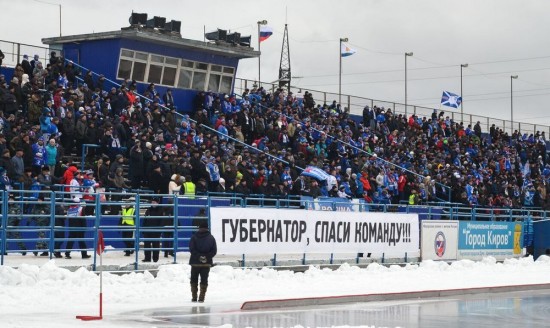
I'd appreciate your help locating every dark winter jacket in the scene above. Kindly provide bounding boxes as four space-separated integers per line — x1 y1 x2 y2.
143 205 165 228
2 91 18 115
129 146 144 178
189 228 217 266
62 116 75 137
149 170 167 194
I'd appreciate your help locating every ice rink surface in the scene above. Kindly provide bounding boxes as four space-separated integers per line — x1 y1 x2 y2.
5 255 550 327
117 290 550 328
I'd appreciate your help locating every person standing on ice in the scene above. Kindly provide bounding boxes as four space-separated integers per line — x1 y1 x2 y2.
189 221 217 303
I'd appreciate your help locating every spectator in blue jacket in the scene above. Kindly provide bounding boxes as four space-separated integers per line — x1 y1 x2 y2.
0 167 11 191
45 138 58 173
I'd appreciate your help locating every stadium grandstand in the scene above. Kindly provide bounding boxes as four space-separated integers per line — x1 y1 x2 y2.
0 33 548 265
1 45 549 208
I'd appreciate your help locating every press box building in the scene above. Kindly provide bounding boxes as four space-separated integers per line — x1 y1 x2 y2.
42 15 259 112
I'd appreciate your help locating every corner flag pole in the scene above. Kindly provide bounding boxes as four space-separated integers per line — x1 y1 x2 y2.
99 241 103 318
77 230 105 321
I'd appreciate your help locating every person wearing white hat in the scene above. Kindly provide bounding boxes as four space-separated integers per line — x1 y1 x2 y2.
162 174 182 257
168 174 182 196
216 178 226 193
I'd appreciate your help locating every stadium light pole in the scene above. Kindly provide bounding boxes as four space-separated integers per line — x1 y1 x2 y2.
460 63 468 123
339 38 348 106
511 75 518 135
257 20 268 87
405 52 413 115
33 0 62 36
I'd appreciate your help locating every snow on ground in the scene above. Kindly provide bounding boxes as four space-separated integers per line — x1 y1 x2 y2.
2 256 550 328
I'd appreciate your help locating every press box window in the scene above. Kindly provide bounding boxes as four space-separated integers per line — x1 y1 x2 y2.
132 62 146 81
148 64 162 84
181 60 193 68
117 48 236 93
162 67 177 86
195 62 208 70
220 76 233 94
166 57 179 65
135 52 148 60
192 71 206 90
208 74 221 92
117 59 132 80
151 55 164 63
178 69 192 89
121 50 134 58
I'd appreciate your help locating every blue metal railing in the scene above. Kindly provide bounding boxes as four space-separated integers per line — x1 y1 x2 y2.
0 189 542 268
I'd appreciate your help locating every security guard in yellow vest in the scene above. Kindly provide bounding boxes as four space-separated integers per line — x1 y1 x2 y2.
409 189 419 206
121 197 136 256
183 175 196 199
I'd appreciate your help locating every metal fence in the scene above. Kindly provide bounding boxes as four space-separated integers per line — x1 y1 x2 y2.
0 189 543 270
234 78 550 136
0 39 59 71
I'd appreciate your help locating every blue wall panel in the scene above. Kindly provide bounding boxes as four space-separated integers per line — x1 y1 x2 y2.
533 219 550 259
72 39 121 83
0 67 15 82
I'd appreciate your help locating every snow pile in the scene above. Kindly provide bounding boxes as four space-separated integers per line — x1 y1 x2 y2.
2 257 550 327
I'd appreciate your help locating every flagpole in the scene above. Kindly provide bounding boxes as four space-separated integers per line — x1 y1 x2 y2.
98 229 104 318
76 229 104 321
511 75 518 134
460 63 468 123
339 38 348 106
405 52 413 116
99 248 103 318
257 20 267 88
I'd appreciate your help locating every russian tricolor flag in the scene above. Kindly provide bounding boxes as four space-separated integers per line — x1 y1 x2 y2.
341 43 356 57
259 26 273 42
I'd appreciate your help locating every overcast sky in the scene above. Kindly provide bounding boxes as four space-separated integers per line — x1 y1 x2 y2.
3 0 550 128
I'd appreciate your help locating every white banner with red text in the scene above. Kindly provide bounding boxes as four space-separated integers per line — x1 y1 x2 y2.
210 207 419 255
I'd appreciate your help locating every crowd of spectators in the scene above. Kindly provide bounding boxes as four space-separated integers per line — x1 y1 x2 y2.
1 50 550 213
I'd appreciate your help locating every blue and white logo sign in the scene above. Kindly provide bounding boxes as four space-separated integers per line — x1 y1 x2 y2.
434 231 446 257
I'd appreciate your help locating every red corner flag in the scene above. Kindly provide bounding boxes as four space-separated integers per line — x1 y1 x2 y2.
96 230 105 255
78 230 105 321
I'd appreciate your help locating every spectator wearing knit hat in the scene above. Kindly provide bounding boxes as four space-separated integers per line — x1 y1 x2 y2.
21 54 32 76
